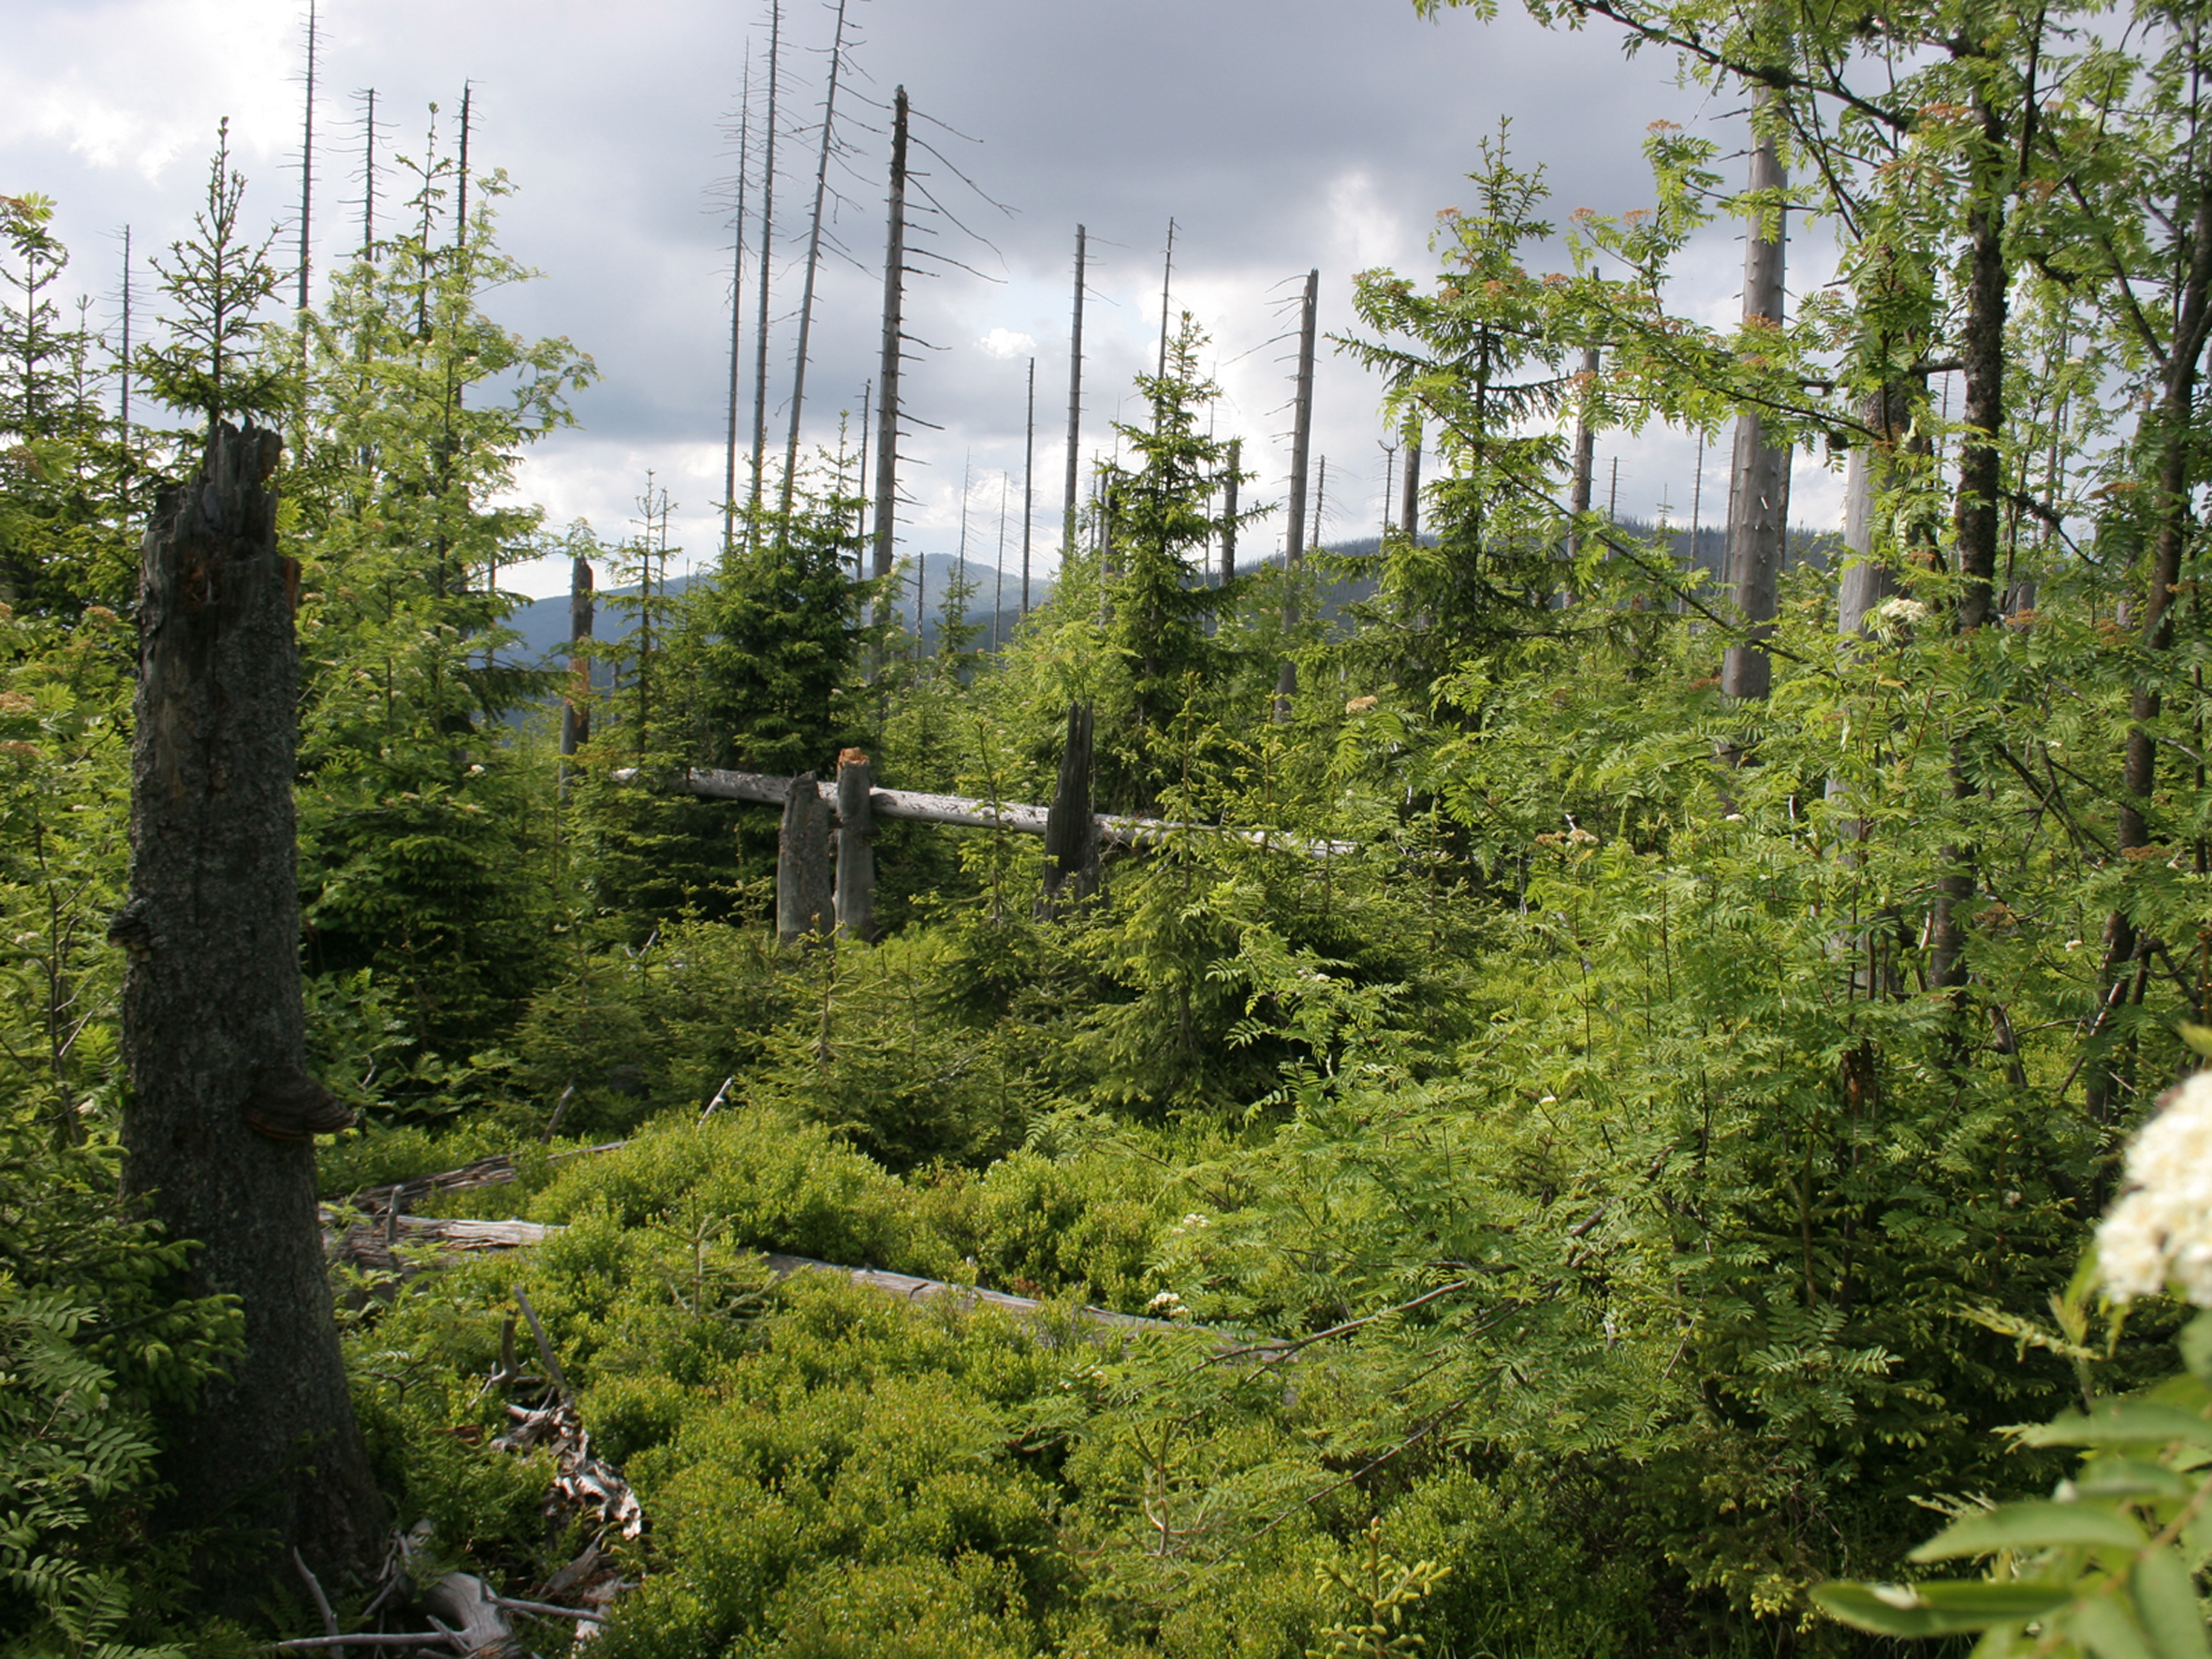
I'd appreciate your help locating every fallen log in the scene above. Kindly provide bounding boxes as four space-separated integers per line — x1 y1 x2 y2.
613 766 1358 857
345 1139 627 1217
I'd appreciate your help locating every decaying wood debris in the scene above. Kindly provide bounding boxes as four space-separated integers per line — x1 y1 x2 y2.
612 763 1358 855
323 1149 1206 1343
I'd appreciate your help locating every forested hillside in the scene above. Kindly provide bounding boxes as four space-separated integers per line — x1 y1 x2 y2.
9 0 2212 1654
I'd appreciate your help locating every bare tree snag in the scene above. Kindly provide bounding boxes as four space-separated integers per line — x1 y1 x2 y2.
721 47 752 554
119 423 380 1594
1036 702 1100 918
1836 388 1904 641
1399 424 1421 545
747 0 783 532
1063 226 1086 551
833 749 874 942
1276 268 1317 721
2087 146 2212 1122
776 770 833 943
1221 437 1240 587
870 86 909 654
560 554 593 761
1566 348 1598 575
1021 354 1035 616
1721 101 1790 703
778 0 852 525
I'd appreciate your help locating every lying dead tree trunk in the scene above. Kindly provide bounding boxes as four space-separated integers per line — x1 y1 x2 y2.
613 766 1355 856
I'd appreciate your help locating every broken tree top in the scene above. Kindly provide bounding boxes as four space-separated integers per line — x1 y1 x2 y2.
609 764 1358 858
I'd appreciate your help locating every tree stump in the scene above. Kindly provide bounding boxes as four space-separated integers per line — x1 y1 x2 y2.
776 771 833 943
118 423 380 1597
833 749 875 942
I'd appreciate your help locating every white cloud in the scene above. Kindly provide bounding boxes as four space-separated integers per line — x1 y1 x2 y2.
977 326 1036 360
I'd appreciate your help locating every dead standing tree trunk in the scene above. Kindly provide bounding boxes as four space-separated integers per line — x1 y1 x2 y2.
869 87 910 668
1274 269 1317 722
1721 101 1790 706
834 749 875 941
777 770 834 943
1399 422 1421 544
747 0 783 535
1565 347 1598 582
1036 702 1100 918
560 553 593 762
1063 226 1086 552
778 0 852 526
118 424 380 1593
1221 436 1240 587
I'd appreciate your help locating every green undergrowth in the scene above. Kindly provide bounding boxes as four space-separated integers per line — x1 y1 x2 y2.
347 1144 1662 1659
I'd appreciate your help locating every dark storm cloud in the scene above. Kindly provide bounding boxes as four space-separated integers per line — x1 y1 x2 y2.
3 0 1831 594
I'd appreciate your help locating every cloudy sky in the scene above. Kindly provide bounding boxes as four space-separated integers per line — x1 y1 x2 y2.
5 0 1841 596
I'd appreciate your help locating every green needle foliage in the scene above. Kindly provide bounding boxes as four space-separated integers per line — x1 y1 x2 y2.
12 4 2212 1647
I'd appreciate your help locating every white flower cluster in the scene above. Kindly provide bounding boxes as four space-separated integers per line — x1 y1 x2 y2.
1872 596 1930 626
2099 1071 2212 1306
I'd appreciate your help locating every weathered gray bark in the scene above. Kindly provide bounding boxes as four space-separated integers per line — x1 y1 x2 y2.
776 770 833 943
747 0 782 531
1721 103 1790 702
1220 437 1240 586
560 554 593 758
870 88 909 663
1836 389 1904 640
649 765 1356 856
119 423 380 1594
1275 269 1317 721
721 51 751 553
833 750 874 942
1566 347 1597 570
1399 425 1421 544
1063 226 1086 551
1826 387 1908 868
778 0 852 524
1021 355 1035 615
1036 703 1099 918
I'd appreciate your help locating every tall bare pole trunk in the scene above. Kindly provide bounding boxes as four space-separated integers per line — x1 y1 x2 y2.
1721 98 1789 702
1222 436 1240 585
993 473 1008 646
296 0 316 311
118 226 132 435
1952 95 2012 637
1399 423 1421 543
870 86 908 650
121 424 380 1594
747 0 782 532
1021 356 1035 616
1825 386 1907 848
779 0 851 525
454 83 471 243
1836 389 1903 639
1274 268 1317 721
1062 226 1086 551
1566 346 1597 565
561 554 593 760
2087 148 2212 1120
722 49 752 556
1156 219 1176 386
358 89 376 257
855 380 869 524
